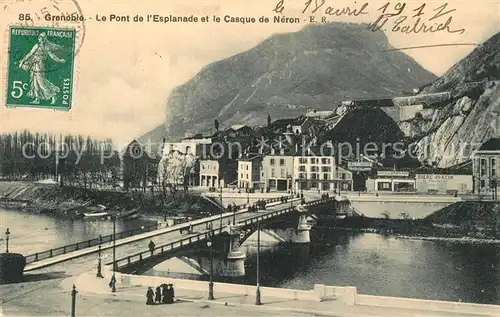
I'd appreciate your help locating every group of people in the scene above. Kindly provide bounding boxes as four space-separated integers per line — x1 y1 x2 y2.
146 284 175 305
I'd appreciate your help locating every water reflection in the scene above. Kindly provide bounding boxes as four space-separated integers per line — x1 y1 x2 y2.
0 208 154 255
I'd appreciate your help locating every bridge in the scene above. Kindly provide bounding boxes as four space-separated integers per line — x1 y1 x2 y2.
24 194 338 273
106 196 337 277
23 195 297 272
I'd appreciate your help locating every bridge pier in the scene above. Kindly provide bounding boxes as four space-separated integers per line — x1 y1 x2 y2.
273 204 311 243
223 224 246 277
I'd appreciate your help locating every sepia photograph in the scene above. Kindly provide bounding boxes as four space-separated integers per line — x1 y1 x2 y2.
0 0 500 316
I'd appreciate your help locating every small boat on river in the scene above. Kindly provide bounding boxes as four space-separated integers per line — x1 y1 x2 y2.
83 210 110 219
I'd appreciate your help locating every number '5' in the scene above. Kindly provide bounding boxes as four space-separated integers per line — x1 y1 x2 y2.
11 81 28 99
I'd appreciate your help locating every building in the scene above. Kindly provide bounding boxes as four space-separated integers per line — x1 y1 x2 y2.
224 125 254 138
262 154 294 191
415 174 472 194
293 155 337 191
365 170 415 192
199 158 237 188
472 138 500 196
163 135 212 157
365 169 473 194
237 155 263 189
121 139 161 191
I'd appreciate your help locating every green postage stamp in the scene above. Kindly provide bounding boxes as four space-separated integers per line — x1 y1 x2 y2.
5 26 76 110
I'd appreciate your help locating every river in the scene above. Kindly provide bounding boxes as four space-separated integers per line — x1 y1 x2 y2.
0 208 155 255
2 208 500 305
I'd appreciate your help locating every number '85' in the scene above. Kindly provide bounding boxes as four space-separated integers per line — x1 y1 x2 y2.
11 81 28 99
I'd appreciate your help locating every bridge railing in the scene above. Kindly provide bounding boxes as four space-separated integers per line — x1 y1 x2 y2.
113 227 225 270
23 195 294 265
238 197 333 227
24 222 161 264
111 196 333 270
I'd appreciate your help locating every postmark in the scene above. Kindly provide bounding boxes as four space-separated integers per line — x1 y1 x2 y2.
5 26 76 110
3 0 86 57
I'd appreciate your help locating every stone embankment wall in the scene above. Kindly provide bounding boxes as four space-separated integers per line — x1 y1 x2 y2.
103 265 500 316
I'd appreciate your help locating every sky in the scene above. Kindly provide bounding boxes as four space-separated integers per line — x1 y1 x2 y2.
0 0 498 148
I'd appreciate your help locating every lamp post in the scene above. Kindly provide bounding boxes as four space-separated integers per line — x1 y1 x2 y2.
247 190 250 204
255 219 262 305
112 216 116 292
4 228 10 253
96 235 103 278
219 186 223 229
207 233 214 300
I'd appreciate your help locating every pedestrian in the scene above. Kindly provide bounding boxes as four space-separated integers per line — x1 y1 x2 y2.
148 240 155 256
162 284 168 303
108 274 116 290
167 283 175 304
146 287 154 305
155 286 162 304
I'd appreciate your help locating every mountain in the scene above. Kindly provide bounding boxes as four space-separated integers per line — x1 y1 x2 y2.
161 22 436 141
400 32 500 168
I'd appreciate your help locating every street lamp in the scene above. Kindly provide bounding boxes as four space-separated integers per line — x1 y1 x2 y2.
219 186 223 229
112 216 116 292
4 228 10 253
207 233 214 300
255 219 262 305
96 235 103 278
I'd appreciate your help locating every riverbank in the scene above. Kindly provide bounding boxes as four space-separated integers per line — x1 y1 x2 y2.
0 181 219 220
339 200 500 242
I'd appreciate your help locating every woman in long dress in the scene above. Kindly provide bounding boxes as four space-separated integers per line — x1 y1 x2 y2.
18 32 66 105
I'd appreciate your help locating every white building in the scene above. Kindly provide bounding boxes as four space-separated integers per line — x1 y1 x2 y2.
293 156 349 191
237 155 263 189
365 170 415 192
262 155 294 191
163 137 212 157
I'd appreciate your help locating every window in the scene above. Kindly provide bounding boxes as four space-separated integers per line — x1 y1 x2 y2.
481 158 487 176
246 165 249 170
271 169 275 177
202 164 205 170
341 173 346 180
321 166 330 172
311 158 317 164
299 165 306 172
240 173 243 179
270 159 276 166
323 173 329 180
321 158 329 164
279 159 284 166
299 158 307 164
311 173 318 180
299 173 306 179
246 174 249 179
280 168 285 178
481 179 486 188
492 158 497 176
310 166 319 172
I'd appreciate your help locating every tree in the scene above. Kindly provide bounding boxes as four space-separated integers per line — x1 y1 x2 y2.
381 211 391 233
214 119 219 132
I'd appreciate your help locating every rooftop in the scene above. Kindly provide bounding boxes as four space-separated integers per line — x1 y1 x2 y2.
478 138 500 151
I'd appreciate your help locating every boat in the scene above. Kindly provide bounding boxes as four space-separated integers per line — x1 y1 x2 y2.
83 211 110 218
117 207 140 219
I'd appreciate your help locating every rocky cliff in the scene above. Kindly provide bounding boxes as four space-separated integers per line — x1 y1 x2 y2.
400 32 500 168
161 22 436 140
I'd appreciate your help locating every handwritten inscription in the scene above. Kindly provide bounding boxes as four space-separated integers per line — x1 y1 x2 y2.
272 1 466 35
367 3 465 34
274 0 368 16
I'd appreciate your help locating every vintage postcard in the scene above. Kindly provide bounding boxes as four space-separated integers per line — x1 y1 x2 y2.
1 0 500 316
